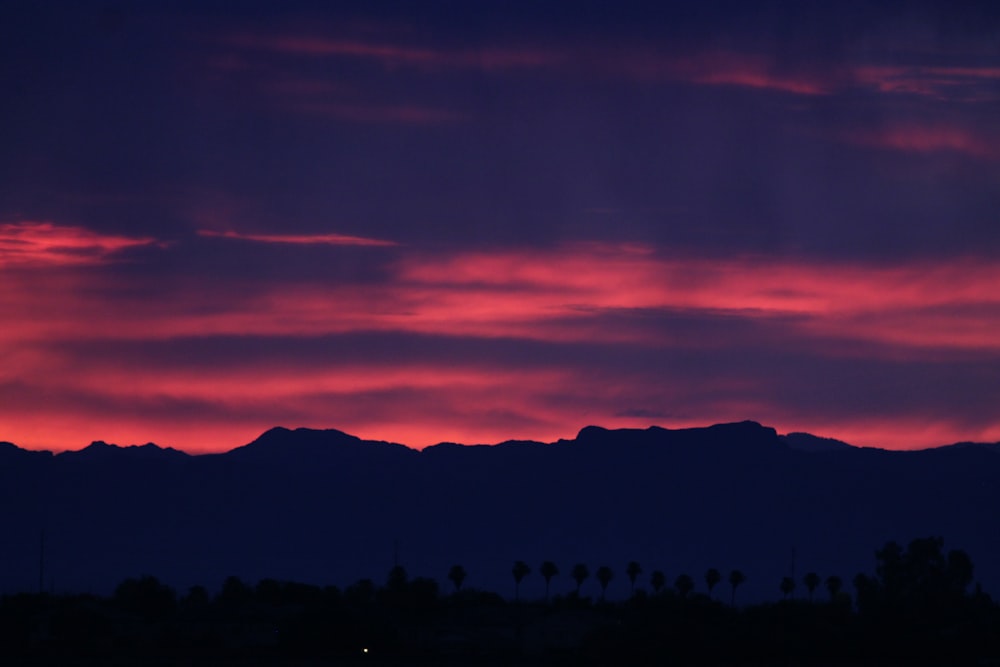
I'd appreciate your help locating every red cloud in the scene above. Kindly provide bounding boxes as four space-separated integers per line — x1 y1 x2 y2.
0 221 160 267
198 229 398 246
6 241 998 353
614 51 834 95
4 240 1000 453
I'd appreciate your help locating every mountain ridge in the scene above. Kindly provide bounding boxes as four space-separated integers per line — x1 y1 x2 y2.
2 419 998 603
7 419 999 458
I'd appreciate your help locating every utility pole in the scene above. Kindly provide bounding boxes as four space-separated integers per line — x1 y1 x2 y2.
38 529 46 594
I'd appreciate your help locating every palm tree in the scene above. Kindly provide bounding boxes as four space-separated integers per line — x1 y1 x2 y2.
825 575 843 601
626 561 642 596
447 565 467 593
780 576 796 600
571 563 589 595
650 570 666 595
540 561 558 601
728 569 746 606
595 565 613 601
674 573 694 599
512 561 531 601
705 568 721 598
803 572 821 601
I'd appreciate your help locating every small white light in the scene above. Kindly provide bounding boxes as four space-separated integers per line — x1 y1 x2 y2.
363 647 369 653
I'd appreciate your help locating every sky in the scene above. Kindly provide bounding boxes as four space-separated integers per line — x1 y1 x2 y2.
2 1 1000 453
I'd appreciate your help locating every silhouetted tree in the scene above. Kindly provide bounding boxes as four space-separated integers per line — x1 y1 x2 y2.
448 565 467 593
540 561 558 601
866 536 976 615
803 572 821 601
571 563 589 595
728 569 746 606
626 561 642 596
512 560 531 601
218 575 254 606
853 572 876 611
113 575 177 622
650 570 666 595
387 565 408 592
675 573 694 599
408 576 440 608
345 578 376 608
705 567 721 597
780 576 796 599
255 578 283 606
596 565 613 600
825 575 843 601
181 584 209 611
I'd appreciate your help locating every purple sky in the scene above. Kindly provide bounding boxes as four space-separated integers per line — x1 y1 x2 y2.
3 1 1000 452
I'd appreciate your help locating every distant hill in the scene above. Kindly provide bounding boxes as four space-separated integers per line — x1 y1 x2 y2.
1 421 998 605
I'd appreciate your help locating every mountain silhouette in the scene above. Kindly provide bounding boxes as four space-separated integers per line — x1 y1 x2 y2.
1 421 998 604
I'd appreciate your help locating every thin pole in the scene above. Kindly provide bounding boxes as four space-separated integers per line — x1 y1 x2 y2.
39 530 46 594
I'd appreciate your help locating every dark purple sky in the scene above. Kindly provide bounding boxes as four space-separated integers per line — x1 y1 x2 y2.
3 1 1000 452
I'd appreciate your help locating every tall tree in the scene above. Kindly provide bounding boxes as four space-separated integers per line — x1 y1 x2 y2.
780 576 796 600
803 572 821 601
674 573 694 599
540 561 558 601
626 561 642 596
447 565 467 593
596 565 613 601
571 563 589 595
650 570 666 595
512 560 531 601
728 569 746 606
825 575 843 601
705 568 721 597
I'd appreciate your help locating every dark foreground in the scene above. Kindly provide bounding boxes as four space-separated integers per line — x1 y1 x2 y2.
3 538 1000 665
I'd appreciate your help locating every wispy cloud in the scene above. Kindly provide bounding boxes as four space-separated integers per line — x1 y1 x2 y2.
843 123 1000 159
7 241 999 353
854 64 1000 101
609 50 834 95
223 33 565 72
4 240 1000 452
197 229 398 247
0 221 160 267
607 48 1000 102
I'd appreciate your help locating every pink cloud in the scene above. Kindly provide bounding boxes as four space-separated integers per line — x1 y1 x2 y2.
5 241 999 354
0 221 160 267
4 239 1000 453
845 124 999 159
197 229 398 247
853 64 1000 100
660 53 831 95
594 48 837 95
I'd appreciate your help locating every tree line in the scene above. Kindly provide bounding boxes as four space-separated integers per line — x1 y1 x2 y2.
1 537 997 664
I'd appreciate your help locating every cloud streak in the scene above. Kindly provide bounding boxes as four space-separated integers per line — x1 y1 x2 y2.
4 236 1000 452
5 241 999 352
0 222 160 267
844 124 1000 160
198 229 398 247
